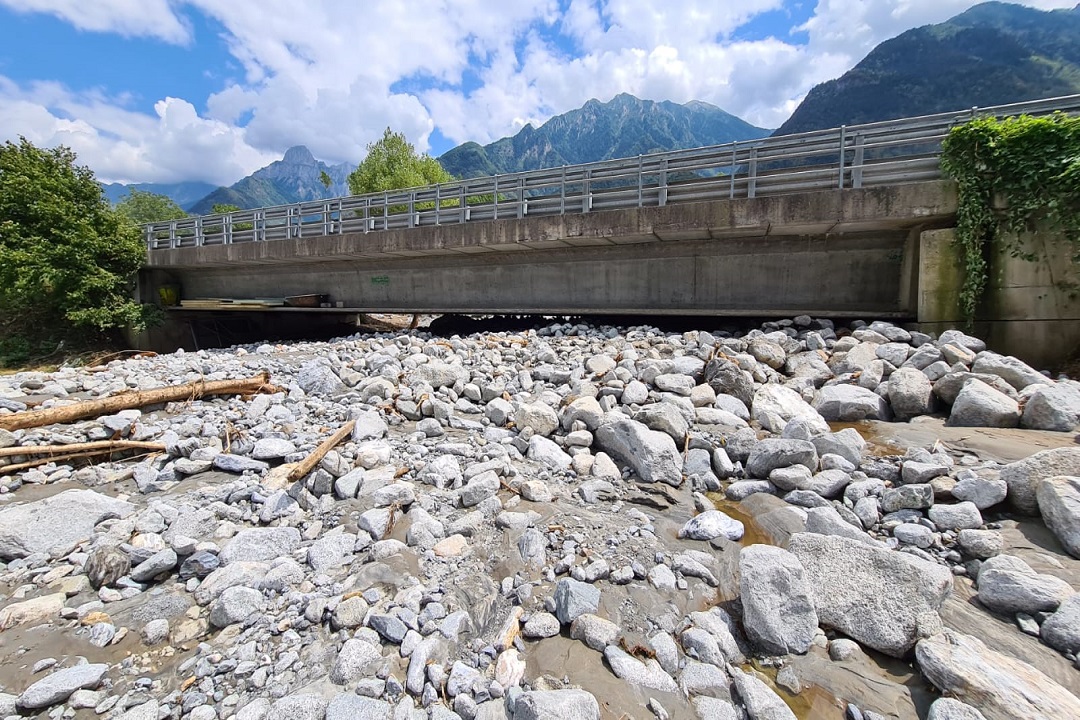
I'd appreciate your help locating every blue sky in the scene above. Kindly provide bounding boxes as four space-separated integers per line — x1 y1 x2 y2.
0 0 1073 186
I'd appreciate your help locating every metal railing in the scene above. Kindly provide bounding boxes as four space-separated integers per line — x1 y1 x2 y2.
144 94 1080 251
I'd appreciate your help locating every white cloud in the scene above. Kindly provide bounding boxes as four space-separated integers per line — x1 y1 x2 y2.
0 0 190 43
1 0 1076 186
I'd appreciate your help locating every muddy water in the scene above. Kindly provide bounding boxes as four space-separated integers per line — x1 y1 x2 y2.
827 421 906 457
745 661 846 719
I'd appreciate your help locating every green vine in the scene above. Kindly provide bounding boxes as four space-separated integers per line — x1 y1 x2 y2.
940 112 1080 326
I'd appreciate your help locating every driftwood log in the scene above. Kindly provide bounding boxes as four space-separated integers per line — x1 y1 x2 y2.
0 372 278 432
0 440 167 475
286 420 357 483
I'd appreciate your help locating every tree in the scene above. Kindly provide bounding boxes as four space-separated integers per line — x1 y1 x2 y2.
0 138 155 362
116 188 187 224
211 203 242 214
347 128 452 196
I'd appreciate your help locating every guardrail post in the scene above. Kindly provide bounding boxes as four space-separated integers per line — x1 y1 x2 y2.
852 135 865 189
560 167 566 214
637 155 643 207
295 204 302 238
838 125 847 189
337 199 344 234
583 169 591 213
659 159 668 206
434 185 441 226
195 217 203 247
493 176 499 220
730 145 737 199
169 221 177 249
225 214 233 245
408 192 416 228
517 178 524 219
747 149 758 199
459 186 466 224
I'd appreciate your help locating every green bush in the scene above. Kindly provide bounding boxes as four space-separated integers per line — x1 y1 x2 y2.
0 138 157 365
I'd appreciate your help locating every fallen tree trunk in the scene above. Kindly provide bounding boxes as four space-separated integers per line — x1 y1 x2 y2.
0 440 166 458
286 420 356 483
0 372 276 432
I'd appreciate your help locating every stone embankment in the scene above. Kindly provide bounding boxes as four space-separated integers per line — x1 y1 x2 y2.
0 316 1079 720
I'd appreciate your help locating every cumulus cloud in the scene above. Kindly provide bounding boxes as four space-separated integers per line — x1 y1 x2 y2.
1 0 1075 185
0 0 190 43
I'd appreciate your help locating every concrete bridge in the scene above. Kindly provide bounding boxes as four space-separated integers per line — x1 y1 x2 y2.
140 95 1080 365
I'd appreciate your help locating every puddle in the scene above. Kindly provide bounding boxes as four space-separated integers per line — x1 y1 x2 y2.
744 661 845 719
827 421 905 457
705 494 774 547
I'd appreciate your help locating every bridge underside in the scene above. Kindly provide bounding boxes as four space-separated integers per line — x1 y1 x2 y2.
145 181 956 319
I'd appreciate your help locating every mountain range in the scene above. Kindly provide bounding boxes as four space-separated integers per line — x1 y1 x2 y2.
112 1 1080 214
438 93 771 179
101 181 217 208
774 1 1080 135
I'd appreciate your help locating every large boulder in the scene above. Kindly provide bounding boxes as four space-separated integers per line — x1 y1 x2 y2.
933 372 1018 406
788 532 953 657
1041 593 1080 655
751 385 829 435
0 490 135 560
595 416 682 486
999 447 1080 515
739 545 818 655
971 352 1048 391
1021 383 1080 432
888 367 934 421
17 664 109 710
219 527 301 565
514 689 600 720
814 384 892 422
1035 475 1080 558
946 380 1020 428
916 630 1080 720
975 554 1073 615
704 358 754 406
745 439 818 479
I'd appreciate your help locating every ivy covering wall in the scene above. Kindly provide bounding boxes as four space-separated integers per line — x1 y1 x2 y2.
940 113 1080 325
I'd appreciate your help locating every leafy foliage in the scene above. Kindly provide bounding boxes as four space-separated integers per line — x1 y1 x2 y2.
0 138 156 364
941 112 1080 324
348 128 452 196
116 188 188 224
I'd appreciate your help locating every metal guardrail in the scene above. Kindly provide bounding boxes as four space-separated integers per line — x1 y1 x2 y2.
144 94 1080 251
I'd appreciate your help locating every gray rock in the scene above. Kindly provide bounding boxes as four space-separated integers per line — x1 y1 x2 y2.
635 403 689 442
523 612 561 639
746 439 818 479
569 614 620 651
894 523 934 549
460 470 501 507
141 618 170 645
679 660 731 698
812 428 866 468
1001 447 1080 515
515 401 559 437
130 548 178 582
331 596 369 630
266 693 328 720
814 384 892 421
297 360 345 395
1022 383 1080 431
219 527 301 565
889 367 935 421
369 614 408 644
352 410 388 441
595 416 682 486
194 562 270 605
179 550 219 579
85 546 130 589
957 529 1002 559
0 490 134 560
789 532 953 657
739 544 818 655
927 698 986 720
692 697 740 720
17 664 108 709
916 629 1080 720
554 578 600 625
933 371 1018 406
306 531 356 572
209 586 264 627
729 667 797 720
752 384 829 435
882 484 934 513
513 690 600 720
947 380 1020 428
527 436 572 471
1041 593 1080 655
705 358 754 406
324 694 392 720
252 438 295 460
330 638 382 684
902 461 950 485
1036 475 1080 558
602 645 677 692
212 454 269 474
679 510 745 542
971 352 1047 391
928 502 983 531
770 464 813 491
952 474 1008 509
976 554 1074 615
805 506 880 546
